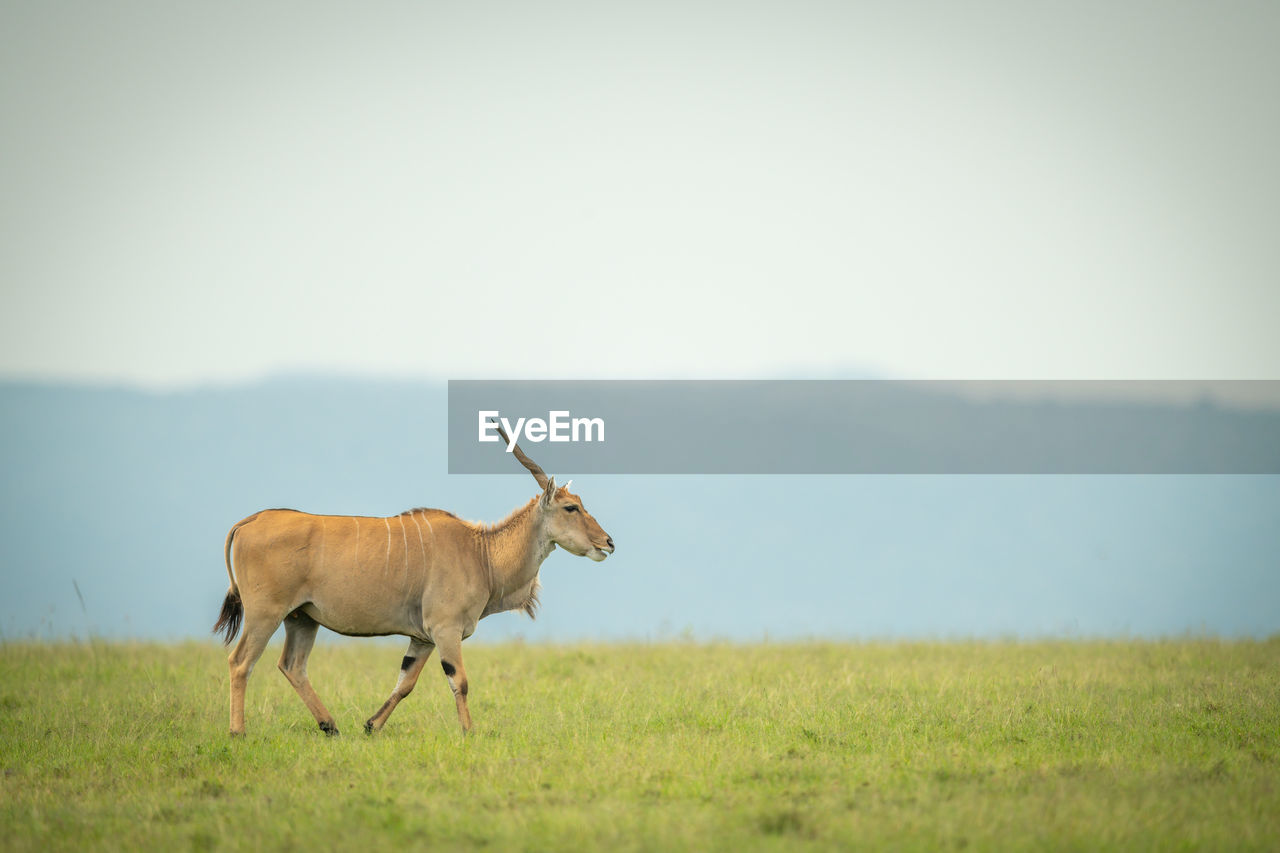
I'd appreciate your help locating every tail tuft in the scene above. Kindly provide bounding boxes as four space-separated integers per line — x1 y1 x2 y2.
212 590 243 645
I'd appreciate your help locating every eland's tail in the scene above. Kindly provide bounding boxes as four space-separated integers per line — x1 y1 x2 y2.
212 513 259 645
213 589 242 645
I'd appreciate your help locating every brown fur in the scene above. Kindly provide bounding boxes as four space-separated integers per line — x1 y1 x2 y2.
215 476 612 737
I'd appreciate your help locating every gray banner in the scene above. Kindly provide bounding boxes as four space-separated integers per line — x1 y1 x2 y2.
447 380 1280 474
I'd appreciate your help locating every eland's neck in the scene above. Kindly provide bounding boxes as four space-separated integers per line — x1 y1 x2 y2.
478 498 553 599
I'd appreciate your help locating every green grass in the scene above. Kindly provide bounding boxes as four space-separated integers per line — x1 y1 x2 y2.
1 639 1278 851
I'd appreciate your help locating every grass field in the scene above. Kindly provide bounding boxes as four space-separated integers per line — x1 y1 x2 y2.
1 639 1278 851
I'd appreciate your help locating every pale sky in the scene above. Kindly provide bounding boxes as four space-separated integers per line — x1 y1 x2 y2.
2 1 1278 388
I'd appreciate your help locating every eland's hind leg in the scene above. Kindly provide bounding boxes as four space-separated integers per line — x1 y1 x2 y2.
278 609 339 736
365 638 434 734
227 608 286 736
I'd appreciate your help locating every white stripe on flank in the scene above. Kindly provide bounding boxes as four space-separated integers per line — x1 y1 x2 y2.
408 512 427 570
383 517 391 574
398 516 408 574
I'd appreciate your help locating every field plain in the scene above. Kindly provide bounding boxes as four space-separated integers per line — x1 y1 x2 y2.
1 639 1277 851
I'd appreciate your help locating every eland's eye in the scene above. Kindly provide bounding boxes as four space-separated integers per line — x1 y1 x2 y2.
564 505 579 513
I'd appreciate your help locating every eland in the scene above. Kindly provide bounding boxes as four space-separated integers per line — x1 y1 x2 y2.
212 428 614 736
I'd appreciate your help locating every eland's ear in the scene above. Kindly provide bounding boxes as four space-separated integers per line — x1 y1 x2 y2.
541 476 558 506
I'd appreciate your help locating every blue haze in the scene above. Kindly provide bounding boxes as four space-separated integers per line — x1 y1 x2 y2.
1 379 1277 643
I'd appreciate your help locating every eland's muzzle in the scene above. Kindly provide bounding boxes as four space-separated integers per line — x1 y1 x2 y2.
590 537 615 562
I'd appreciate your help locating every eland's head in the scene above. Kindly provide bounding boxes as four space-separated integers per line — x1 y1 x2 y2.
497 425 614 562
538 477 613 561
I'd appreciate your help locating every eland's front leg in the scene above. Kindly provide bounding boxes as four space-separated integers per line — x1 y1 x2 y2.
435 630 472 735
364 638 434 733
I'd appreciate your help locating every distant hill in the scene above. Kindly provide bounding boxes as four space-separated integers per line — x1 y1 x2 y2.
1 378 1277 641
